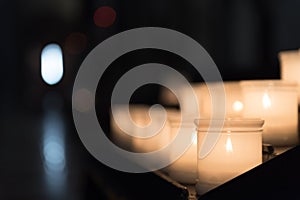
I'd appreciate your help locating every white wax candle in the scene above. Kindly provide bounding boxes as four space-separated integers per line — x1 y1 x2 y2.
130 108 181 154
278 50 300 103
110 104 147 150
195 118 263 195
179 81 244 118
110 104 172 152
240 80 298 146
165 116 198 184
199 81 244 118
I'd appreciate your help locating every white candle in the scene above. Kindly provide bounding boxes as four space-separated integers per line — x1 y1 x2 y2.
131 107 177 154
165 114 198 184
110 104 171 151
199 81 244 118
278 49 300 103
178 81 244 118
195 118 263 195
240 80 298 146
110 104 145 150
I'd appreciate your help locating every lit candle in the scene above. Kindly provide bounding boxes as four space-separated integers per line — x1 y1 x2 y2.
110 104 145 151
164 114 198 184
240 80 298 146
131 107 176 154
278 49 300 103
195 118 264 195
178 81 243 118
199 81 244 118
110 104 169 151
111 105 178 168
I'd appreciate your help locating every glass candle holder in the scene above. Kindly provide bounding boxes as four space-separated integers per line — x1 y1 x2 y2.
240 80 298 147
195 118 264 195
199 81 244 118
165 116 198 185
110 104 149 151
131 107 175 153
179 81 244 118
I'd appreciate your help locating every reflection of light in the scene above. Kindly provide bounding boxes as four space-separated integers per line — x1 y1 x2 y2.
192 131 197 145
262 93 271 109
43 139 65 171
225 136 233 153
41 43 64 85
64 32 87 55
42 110 66 191
73 88 94 112
232 100 244 112
94 6 116 27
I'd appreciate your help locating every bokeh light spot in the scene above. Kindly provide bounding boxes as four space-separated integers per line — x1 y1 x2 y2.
73 88 94 112
41 43 64 85
93 6 116 28
64 32 87 55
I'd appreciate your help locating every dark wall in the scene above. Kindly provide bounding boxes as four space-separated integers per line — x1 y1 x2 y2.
2 0 300 117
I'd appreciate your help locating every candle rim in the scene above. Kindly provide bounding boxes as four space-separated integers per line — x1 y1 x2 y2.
194 118 264 133
239 79 298 88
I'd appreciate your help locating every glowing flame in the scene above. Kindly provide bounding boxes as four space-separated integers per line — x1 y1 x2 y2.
225 136 233 153
262 93 271 109
232 100 244 112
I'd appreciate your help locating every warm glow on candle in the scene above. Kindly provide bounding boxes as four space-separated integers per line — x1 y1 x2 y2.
198 81 244 118
241 80 298 146
165 113 198 184
262 93 271 109
196 118 264 195
225 135 233 153
232 100 243 112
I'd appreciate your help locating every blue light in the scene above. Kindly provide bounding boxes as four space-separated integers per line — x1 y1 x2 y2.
41 43 64 85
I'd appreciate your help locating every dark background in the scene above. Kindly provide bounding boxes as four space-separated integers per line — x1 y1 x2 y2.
1 0 300 199
3 0 300 112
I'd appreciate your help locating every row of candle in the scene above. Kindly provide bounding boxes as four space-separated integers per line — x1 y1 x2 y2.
109 49 300 195
110 80 299 194
110 105 265 194
178 80 298 147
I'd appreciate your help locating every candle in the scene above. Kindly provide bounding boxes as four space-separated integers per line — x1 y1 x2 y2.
111 105 181 169
178 81 243 118
110 104 170 151
159 86 179 107
164 114 198 184
240 80 298 146
110 104 146 151
131 107 178 154
195 118 264 195
278 49 300 103
199 81 244 118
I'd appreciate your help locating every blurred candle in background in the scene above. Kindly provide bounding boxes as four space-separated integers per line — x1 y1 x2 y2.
199 81 244 118
165 113 198 185
195 118 264 195
130 106 173 154
240 80 298 147
110 104 151 151
278 49 300 103
178 81 243 118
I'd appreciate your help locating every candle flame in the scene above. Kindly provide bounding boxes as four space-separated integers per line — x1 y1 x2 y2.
225 136 233 153
232 100 244 112
262 93 271 109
